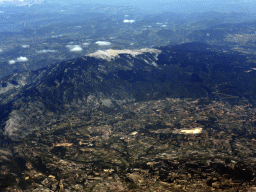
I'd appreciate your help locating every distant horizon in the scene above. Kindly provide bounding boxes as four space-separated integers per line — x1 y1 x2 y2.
1 0 256 14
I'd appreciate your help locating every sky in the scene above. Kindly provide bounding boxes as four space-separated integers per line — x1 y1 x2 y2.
1 0 256 13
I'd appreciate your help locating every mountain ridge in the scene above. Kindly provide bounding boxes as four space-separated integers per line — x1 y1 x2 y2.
1 42 256 140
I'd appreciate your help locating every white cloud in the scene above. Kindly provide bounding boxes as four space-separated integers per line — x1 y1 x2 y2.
21 45 30 48
37 49 57 53
0 49 2 52
66 45 83 52
95 41 111 46
16 56 28 62
8 56 28 64
123 19 135 23
8 60 16 65
162 25 167 27
82 42 90 46
66 45 73 49
70 46 82 52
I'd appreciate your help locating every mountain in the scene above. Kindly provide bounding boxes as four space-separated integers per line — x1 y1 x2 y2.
1 42 256 191
1 42 256 140
187 21 256 50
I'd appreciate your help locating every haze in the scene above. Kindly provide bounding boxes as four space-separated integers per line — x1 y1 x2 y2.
50 0 256 13
1 0 256 13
